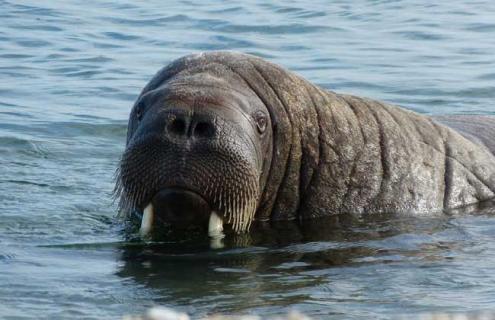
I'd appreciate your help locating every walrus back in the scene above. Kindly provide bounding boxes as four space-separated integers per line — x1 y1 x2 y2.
432 115 495 155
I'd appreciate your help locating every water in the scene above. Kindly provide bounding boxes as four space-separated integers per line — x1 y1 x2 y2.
1 0 495 319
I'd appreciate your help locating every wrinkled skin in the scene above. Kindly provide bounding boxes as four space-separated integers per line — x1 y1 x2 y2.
116 51 495 234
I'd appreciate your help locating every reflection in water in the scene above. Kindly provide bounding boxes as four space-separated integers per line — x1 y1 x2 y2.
116 201 495 315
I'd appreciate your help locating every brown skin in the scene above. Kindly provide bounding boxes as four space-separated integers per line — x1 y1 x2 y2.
116 51 495 234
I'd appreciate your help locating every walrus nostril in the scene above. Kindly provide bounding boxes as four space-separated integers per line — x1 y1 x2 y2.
168 117 187 136
165 115 215 139
193 121 215 138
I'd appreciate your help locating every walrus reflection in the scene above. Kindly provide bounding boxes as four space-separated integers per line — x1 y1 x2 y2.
114 201 495 314
116 211 456 292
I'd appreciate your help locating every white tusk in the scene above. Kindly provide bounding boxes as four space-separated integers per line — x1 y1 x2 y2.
140 203 154 237
208 211 225 249
208 211 224 237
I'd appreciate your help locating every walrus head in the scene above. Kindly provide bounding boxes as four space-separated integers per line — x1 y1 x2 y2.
115 53 274 236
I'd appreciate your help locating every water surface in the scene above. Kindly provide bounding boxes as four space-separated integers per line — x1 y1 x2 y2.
1 1 495 319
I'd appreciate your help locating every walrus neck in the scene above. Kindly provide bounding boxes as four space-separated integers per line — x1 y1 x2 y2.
247 64 327 222
252 76 369 221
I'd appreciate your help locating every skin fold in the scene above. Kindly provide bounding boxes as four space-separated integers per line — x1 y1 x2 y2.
116 51 495 233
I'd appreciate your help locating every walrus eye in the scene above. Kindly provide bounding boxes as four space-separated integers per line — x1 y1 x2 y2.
135 102 144 121
253 111 267 134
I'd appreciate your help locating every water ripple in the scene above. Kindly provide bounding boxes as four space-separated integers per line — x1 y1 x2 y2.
1 0 495 319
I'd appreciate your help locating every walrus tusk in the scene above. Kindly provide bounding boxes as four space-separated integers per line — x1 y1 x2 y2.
208 211 224 237
140 203 154 236
209 211 225 249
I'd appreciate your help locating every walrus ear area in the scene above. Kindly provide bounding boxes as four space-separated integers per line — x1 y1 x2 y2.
134 100 145 122
253 110 268 135
126 99 144 145
126 98 149 144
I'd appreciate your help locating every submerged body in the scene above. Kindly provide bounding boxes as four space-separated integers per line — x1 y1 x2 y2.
116 51 495 235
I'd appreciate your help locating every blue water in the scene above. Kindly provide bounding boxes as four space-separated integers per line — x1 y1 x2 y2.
1 1 495 319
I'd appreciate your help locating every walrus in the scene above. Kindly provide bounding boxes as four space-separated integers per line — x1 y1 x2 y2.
115 51 495 238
